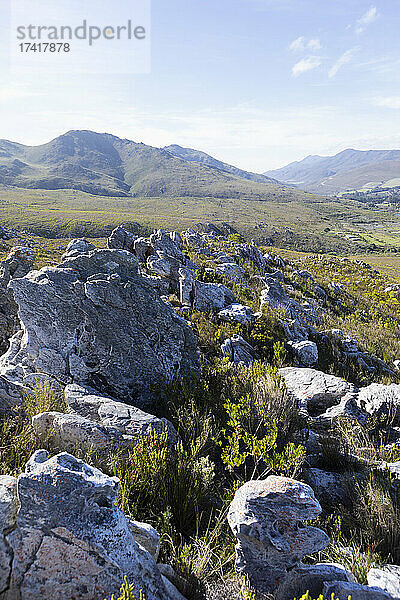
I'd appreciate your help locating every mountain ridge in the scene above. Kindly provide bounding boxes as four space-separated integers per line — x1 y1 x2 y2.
0 130 295 201
265 148 400 194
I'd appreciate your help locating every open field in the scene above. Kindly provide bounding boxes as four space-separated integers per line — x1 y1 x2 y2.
2 185 400 254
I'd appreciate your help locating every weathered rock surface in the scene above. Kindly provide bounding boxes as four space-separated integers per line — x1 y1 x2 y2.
0 248 200 408
62 238 96 260
356 383 400 422
323 580 393 599
0 476 18 593
2 451 185 600
368 565 400 598
279 367 356 416
304 468 352 506
221 335 257 366
192 281 235 312
277 563 354 600
65 384 178 444
227 476 329 597
218 303 254 325
288 340 318 367
0 246 36 354
107 226 137 251
32 411 124 452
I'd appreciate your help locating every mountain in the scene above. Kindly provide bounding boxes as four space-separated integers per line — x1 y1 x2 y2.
0 130 293 200
265 148 400 194
164 144 277 185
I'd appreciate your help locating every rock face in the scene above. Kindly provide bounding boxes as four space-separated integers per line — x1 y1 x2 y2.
2 450 185 600
0 246 36 354
288 340 318 367
323 580 393 599
218 303 254 325
368 565 400 598
279 367 356 416
221 335 257 366
0 247 200 408
356 383 400 421
227 476 329 598
0 476 18 593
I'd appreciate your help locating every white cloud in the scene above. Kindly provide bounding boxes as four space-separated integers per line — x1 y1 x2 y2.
289 36 305 52
355 6 377 34
308 38 321 51
328 49 355 78
289 36 321 52
373 96 400 109
0 83 42 101
292 56 322 77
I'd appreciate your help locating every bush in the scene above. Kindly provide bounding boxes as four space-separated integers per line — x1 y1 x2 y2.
107 577 145 600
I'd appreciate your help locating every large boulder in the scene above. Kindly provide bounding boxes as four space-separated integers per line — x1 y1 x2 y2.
192 281 235 312
356 383 400 422
64 384 178 445
0 246 36 354
288 340 318 367
2 450 185 600
0 248 200 408
107 226 137 251
221 335 257 366
227 476 329 597
279 367 356 416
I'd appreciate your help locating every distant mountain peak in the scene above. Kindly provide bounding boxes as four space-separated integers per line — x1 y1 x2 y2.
265 147 400 194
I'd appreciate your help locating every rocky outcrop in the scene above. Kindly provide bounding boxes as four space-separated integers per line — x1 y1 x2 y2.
0 246 200 408
288 340 318 367
1 450 185 600
221 335 257 366
279 367 356 416
227 476 330 598
218 303 255 325
0 246 36 354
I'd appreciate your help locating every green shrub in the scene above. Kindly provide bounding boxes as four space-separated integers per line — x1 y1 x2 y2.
107 577 145 600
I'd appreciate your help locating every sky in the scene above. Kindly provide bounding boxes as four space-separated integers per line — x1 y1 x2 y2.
0 0 399 171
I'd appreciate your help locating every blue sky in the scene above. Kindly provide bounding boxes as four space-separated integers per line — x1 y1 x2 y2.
0 0 399 170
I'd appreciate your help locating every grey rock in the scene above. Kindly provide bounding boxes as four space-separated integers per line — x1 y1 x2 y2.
32 411 124 452
289 340 318 367
216 262 244 282
192 281 235 312
0 246 36 354
221 335 257 366
304 468 352 505
64 383 178 445
133 237 152 263
0 476 18 593
183 229 210 254
0 249 200 408
178 267 196 305
278 563 354 600
279 367 356 416
323 580 393 599
227 476 329 596
368 565 400 598
62 238 96 260
128 520 161 561
107 226 137 251
169 231 183 246
3 451 185 600
356 383 400 421
150 229 186 264
218 303 254 325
